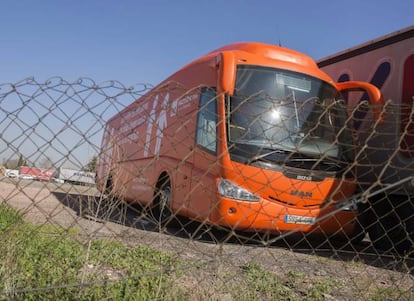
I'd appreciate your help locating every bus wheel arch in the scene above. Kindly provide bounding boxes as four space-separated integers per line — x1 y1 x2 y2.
152 172 178 228
104 174 114 195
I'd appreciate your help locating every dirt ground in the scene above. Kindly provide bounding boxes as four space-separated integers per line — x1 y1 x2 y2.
1 178 413 300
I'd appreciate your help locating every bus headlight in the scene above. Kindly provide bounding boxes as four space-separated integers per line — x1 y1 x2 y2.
218 179 260 202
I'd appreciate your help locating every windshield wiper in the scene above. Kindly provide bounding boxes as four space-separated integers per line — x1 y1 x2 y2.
320 159 343 169
249 149 289 164
285 156 345 171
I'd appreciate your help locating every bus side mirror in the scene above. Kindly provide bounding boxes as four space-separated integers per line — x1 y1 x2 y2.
217 52 235 95
336 81 385 123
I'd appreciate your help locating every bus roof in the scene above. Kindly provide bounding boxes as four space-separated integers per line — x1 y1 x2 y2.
201 42 318 69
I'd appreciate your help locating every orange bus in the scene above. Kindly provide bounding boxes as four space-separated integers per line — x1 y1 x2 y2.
96 42 383 237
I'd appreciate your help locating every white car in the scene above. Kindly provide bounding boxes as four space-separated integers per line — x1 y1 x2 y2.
52 177 64 184
19 174 35 180
6 170 19 178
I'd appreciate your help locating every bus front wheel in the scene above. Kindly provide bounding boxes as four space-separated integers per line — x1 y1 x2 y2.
367 194 413 254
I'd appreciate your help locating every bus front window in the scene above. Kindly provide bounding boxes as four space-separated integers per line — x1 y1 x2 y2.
227 65 353 171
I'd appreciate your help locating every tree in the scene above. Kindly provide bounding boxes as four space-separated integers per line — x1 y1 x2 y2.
83 155 97 172
38 156 54 169
3 154 27 169
17 154 27 167
4 158 18 169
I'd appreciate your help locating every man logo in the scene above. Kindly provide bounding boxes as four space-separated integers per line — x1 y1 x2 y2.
291 190 312 198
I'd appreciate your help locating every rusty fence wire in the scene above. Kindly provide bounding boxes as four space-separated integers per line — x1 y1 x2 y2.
0 78 413 300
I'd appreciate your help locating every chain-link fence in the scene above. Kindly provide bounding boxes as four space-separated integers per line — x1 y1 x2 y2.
0 78 413 300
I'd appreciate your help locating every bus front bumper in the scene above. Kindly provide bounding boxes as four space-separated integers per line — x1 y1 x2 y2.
210 196 358 236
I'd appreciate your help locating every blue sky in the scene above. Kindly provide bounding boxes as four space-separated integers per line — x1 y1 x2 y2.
1 0 413 86
0 1 413 168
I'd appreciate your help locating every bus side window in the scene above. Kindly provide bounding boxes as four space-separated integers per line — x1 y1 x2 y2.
196 87 217 153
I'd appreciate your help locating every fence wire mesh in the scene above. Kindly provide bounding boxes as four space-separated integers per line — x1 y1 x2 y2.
0 78 413 300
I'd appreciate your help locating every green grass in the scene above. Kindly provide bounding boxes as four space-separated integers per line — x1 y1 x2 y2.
0 204 184 300
0 204 411 301
239 262 296 300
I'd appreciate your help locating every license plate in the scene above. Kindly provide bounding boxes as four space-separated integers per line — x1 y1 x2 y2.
284 215 316 225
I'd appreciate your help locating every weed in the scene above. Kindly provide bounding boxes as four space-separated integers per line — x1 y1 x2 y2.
240 262 297 300
0 204 183 300
0 204 23 232
368 286 413 301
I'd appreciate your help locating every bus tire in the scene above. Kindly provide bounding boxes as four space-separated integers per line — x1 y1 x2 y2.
152 174 178 228
367 194 413 254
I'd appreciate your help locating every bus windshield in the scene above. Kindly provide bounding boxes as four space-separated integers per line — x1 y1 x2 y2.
227 65 353 169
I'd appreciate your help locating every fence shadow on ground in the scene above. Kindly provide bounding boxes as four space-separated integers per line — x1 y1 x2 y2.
52 190 414 275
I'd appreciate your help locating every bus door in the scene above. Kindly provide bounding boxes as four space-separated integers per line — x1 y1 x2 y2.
189 87 220 222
